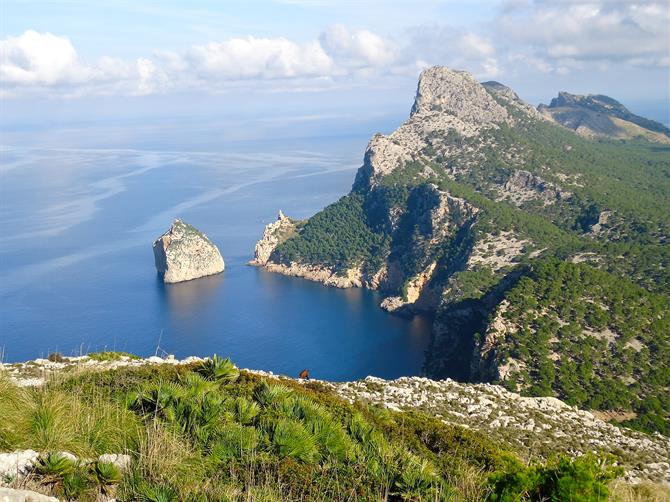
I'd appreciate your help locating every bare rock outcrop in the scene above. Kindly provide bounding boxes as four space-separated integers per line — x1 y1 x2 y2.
249 211 297 266
411 67 509 124
0 487 59 502
153 219 224 283
499 169 571 206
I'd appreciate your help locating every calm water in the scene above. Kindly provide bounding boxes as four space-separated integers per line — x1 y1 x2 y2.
0 122 432 380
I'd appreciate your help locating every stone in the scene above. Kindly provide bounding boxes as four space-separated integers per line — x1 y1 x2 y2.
98 453 131 471
0 450 39 478
0 488 58 502
411 66 509 124
153 219 224 283
249 211 296 266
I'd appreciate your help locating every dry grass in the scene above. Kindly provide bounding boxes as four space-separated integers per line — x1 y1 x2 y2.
609 481 670 502
0 374 140 457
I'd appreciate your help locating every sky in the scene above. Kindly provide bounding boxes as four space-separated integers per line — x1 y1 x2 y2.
1 0 669 129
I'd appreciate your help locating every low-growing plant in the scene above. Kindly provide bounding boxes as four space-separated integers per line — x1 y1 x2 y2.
198 354 239 383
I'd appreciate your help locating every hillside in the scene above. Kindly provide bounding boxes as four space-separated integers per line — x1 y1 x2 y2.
1 355 669 501
537 91 670 143
251 66 670 435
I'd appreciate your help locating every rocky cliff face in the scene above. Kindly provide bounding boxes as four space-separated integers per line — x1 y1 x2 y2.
249 211 296 266
153 219 225 283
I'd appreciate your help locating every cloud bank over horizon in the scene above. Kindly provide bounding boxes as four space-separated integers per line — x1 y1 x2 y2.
1 0 668 103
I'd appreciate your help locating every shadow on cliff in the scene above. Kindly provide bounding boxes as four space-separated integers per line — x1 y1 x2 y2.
424 266 528 382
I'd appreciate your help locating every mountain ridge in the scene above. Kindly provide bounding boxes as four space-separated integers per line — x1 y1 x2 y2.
538 91 670 143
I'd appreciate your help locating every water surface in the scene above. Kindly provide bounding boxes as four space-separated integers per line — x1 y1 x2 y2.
0 121 432 380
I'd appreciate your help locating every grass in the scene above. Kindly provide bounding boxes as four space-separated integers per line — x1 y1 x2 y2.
87 351 141 362
0 358 650 501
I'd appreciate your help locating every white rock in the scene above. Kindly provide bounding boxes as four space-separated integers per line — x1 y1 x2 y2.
0 487 59 502
153 219 225 283
0 451 39 478
98 453 131 471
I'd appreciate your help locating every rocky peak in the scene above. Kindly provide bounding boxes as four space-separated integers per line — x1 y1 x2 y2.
410 66 509 124
153 219 225 283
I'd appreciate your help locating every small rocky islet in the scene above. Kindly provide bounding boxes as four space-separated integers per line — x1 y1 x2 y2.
153 219 225 283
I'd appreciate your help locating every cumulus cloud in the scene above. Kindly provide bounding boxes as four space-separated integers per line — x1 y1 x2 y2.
498 1 670 70
1 27 409 97
4 2 667 99
404 25 502 78
0 30 144 96
319 25 397 69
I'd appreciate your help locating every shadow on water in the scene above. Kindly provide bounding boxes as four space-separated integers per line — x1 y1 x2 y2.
156 272 225 322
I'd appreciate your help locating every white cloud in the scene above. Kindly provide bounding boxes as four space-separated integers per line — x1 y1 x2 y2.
319 25 397 68
1 27 409 97
4 2 668 99
498 0 670 70
178 37 334 80
0 30 144 96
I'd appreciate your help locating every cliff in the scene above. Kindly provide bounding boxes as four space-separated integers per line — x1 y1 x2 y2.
251 66 670 435
153 219 225 283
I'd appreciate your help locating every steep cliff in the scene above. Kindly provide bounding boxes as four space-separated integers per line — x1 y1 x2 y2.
252 66 670 434
153 219 225 283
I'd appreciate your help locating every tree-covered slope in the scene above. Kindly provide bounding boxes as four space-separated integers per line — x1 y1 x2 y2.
254 66 670 435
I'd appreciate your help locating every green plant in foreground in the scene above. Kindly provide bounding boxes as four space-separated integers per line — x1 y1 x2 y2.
488 454 622 501
198 354 240 383
91 460 122 491
1 361 650 501
273 418 321 463
34 452 76 481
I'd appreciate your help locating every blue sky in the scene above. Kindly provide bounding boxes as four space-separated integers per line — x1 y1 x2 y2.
2 0 669 126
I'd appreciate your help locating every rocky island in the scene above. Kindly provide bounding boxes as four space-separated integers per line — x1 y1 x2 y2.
153 219 225 283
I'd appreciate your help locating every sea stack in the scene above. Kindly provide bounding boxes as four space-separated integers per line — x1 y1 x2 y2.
153 219 225 283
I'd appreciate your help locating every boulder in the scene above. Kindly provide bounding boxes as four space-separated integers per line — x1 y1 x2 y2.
0 488 58 502
153 219 224 283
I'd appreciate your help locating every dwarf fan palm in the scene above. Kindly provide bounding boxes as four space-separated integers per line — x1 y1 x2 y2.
199 355 239 383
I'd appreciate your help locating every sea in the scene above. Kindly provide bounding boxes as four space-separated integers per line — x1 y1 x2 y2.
0 111 432 381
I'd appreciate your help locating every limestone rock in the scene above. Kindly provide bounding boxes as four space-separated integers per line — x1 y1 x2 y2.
153 219 224 283
411 66 509 124
0 488 58 502
249 211 297 266
353 134 413 189
0 450 38 478
98 453 131 471
499 170 571 206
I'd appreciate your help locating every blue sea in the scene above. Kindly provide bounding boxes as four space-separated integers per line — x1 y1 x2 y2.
0 112 432 381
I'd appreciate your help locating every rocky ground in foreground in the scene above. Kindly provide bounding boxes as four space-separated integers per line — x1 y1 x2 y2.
2 354 668 486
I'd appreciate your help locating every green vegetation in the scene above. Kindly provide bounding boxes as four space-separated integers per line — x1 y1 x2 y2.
492 259 669 434
0 361 632 501
87 351 141 362
266 82 670 441
275 192 388 272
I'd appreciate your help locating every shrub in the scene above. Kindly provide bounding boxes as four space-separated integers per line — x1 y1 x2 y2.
198 355 240 383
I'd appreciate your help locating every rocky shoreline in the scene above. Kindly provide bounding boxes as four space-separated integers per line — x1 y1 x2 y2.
2 354 669 486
